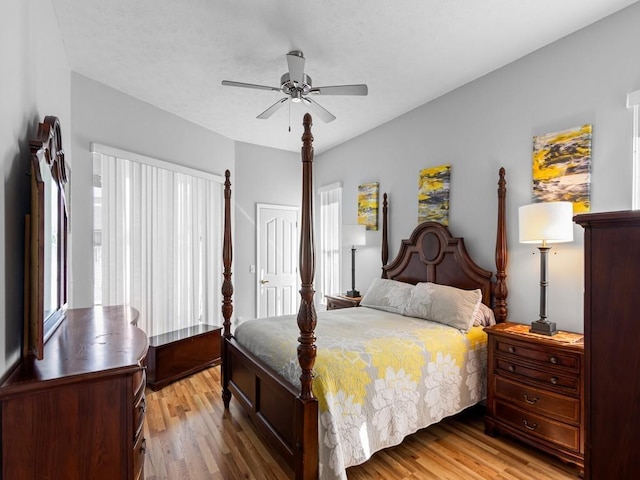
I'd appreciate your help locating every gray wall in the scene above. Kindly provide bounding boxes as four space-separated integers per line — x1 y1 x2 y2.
0 0 70 376
69 73 235 310
315 2 640 334
234 141 301 321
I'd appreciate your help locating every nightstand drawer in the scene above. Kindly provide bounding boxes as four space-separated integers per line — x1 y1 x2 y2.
325 294 361 310
327 297 351 310
495 338 580 371
495 358 580 394
494 376 580 423
496 400 580 452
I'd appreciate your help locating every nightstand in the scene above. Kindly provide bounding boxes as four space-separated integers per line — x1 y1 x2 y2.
484 322 584 469
325 294 361 310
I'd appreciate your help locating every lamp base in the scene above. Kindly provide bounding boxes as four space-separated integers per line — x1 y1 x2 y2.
529 319 557 336
345 290 360 298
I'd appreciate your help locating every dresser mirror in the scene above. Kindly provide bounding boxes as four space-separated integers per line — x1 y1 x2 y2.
26 116 69 359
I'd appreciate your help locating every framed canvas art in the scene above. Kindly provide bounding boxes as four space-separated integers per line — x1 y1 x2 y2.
418 165 450 225
532 124 592 213
357 182 379 230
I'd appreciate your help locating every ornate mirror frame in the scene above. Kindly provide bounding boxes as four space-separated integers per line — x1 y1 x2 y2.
25 116 69 359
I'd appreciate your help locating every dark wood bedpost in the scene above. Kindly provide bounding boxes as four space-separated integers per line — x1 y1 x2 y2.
295 113 319 480
494 167 508 323
381 192 389 277
297 113 317 400
221 169 233 408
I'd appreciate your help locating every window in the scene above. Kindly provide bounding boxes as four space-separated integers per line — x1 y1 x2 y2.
628 90 640 209
92 144 224 337
319 182 342 303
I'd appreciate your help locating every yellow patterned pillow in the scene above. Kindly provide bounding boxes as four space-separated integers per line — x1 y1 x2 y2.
404 282 481 332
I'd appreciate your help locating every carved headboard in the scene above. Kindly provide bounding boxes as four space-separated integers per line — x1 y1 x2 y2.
380 168 508 321
383 222 494 306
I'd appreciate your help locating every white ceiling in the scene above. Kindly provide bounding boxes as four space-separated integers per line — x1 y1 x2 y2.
52 0 638 153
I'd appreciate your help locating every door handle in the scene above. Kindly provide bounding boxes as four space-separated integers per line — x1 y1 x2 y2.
260 279 269 285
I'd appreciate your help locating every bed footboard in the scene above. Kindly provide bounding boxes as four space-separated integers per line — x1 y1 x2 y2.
226 337 318 479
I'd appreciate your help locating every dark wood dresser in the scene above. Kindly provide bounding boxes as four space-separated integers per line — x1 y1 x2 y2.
484 322 584 469
0 306 148 480
575 210 640 479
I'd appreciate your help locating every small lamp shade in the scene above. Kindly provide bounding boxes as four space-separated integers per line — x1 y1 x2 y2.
519 202 574 244
343 224 366 247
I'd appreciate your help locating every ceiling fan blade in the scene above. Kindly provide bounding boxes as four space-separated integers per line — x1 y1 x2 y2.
310 84 368 96
257 98 289 119
302 97 336 123
286 51 305 85
221 80 281 92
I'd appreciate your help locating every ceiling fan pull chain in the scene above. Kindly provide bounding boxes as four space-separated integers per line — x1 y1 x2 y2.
288 99 291 132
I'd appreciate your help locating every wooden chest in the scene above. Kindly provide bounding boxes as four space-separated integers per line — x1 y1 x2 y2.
146 324 222 391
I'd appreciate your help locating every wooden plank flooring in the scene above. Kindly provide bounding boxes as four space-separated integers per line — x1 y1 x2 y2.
144 366 582 479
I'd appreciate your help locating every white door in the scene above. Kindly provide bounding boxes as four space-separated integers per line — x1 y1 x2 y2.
257 204 299 318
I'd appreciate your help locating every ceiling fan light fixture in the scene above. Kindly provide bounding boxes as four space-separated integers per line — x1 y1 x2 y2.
221 51 368 123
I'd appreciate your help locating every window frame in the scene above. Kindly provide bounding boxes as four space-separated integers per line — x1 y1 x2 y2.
318 182 343 304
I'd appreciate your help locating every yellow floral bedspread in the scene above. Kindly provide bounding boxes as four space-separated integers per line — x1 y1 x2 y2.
234 306 488 480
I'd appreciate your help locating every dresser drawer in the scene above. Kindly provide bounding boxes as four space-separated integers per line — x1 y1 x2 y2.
133 431 146 480
495 338 580 372
495 401 580 452
133 366 146 398
494 376 580 423
495 358 580 394
133 390 146 439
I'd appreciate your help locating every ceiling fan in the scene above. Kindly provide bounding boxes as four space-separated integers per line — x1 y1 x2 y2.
221 50 368 123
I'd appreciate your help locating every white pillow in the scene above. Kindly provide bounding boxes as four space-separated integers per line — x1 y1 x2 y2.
360 278 413 314
404 282 482 332
473 302 496 327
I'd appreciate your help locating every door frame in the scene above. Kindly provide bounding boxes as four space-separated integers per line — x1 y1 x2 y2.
256 203 300 318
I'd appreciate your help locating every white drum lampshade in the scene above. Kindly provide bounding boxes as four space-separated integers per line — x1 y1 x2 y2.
519 202 574 245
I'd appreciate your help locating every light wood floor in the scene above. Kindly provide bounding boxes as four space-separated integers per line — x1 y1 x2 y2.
144 367 582 480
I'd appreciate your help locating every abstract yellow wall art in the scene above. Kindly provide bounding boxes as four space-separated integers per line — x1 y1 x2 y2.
418 164 450 225
357 182 379 230
532 124 592 213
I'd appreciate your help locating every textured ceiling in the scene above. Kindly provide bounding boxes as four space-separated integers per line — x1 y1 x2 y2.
52 0 638 153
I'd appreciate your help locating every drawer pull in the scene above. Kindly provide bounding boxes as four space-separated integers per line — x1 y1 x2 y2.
508 365 516 372
523 419 538 431
549 356 558 364
550 376 558 385
508 346 516 354
140 438 147 455
523 394 539 405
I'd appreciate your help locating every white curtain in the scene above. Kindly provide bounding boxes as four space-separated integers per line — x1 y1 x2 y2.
319 183 342 303
93 147 223 337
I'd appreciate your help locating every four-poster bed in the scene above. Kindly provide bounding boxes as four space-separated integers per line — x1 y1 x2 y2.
221 113 508 479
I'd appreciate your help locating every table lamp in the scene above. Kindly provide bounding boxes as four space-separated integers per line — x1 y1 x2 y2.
519 201 574 336
343 224 366 297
